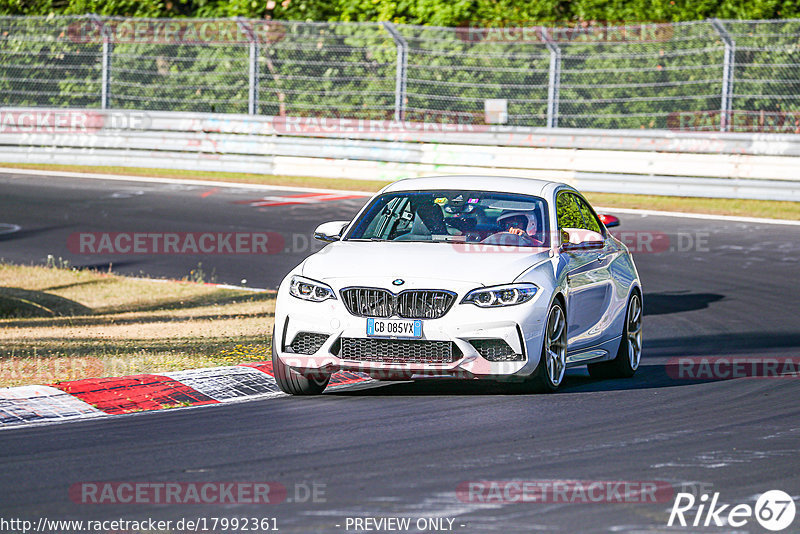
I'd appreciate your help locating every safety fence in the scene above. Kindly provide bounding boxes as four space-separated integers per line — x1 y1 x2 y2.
1 17 800 131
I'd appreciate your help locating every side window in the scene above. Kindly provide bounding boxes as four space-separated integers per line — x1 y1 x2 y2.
574 196 603 234
556 192 585 230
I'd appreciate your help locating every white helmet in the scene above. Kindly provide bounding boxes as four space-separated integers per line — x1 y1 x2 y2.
497 211 538 235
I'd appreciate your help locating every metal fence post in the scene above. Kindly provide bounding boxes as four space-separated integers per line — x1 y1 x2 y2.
711 19 735 132
542 28 561 128
237 18 260 115
382 22 408 122
91 14 112 109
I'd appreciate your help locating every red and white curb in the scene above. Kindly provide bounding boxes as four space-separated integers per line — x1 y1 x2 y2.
0 385 104 423
0 362 370 428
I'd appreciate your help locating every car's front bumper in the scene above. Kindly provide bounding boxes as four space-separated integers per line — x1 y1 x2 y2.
273 278 551 380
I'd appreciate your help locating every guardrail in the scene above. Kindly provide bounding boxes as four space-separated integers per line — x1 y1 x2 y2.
1 108 798 201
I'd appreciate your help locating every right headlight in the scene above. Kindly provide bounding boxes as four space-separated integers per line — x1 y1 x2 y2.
461 283 539 308
289 275 336 302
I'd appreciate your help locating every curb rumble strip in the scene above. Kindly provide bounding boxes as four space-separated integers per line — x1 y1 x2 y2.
0 362 370 428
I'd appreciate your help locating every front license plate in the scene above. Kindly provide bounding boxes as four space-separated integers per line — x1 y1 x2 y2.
366 318 422 338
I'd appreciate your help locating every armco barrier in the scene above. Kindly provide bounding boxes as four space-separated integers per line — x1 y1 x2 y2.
1 108 799 201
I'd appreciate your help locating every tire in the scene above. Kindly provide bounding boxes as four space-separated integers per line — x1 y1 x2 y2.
528 300 568 393
587 291 642 379
272 328 330 395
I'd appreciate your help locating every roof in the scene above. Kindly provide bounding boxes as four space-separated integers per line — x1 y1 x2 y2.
382 175 563 197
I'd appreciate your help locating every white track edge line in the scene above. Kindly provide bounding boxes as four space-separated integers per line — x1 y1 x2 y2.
0 167 372 195
3 167 797 225
594 206 800 226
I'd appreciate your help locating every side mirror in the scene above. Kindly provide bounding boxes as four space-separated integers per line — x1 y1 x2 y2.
598 214 620 228
314 220 349 242
561 228 604 251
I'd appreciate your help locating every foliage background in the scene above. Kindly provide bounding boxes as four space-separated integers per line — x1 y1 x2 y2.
2 0 800 24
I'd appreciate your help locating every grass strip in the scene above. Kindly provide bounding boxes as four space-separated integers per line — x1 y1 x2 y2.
0 262 274 387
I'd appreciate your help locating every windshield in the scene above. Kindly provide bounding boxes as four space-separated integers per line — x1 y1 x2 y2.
345 190 550 247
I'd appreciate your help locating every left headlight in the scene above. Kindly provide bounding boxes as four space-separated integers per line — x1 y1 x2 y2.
461 283 538 308
289 275 336 302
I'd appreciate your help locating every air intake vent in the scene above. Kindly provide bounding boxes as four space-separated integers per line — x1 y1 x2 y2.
339 337 461 364
469 339 524 362
289 332 329 355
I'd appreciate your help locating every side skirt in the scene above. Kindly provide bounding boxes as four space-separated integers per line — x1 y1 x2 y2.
565 335 622 368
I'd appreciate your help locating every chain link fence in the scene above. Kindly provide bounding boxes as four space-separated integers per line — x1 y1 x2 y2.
1 16 799 131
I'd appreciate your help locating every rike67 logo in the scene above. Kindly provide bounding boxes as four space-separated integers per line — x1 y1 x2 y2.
668 490 796 531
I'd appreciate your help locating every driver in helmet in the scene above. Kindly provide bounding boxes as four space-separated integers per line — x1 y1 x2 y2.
496 211 544 245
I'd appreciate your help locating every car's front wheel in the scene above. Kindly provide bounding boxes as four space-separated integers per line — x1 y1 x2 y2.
272 329 331 395
529 300 567 393
588 291 642 379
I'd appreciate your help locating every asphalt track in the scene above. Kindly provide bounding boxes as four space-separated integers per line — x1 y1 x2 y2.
1 171 800 533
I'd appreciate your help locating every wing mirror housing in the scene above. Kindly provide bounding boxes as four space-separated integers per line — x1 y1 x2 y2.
598 213 620 228
314 221 350 242
561 228 605 251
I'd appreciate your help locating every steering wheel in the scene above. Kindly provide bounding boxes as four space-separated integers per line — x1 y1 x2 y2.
480 232 539 246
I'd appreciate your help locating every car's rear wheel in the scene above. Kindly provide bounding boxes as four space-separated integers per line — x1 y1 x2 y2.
272 329 330 395
588 291 642 379
529 300 567 393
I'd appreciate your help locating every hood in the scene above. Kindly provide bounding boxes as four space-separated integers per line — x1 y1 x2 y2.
302 241 551 286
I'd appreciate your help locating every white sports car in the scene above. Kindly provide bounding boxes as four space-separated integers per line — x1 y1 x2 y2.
272 176 643 395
